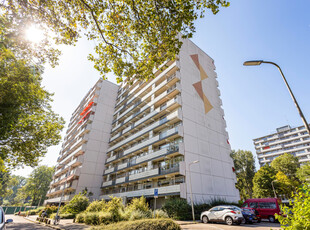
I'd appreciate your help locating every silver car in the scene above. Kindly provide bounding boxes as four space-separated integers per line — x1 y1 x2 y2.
0 207 13 230
200 205 244 225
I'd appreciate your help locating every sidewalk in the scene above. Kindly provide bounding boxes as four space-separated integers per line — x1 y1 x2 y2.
24 215 88 230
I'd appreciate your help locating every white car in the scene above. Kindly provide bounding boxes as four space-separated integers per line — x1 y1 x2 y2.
200 205 244 225
0 207 13 230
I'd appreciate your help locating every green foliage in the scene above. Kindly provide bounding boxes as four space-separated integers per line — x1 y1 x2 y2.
297 162 310 182
253 164 276 198
38 205 58 218
20 166 54 206
162 197 191 220
2 0 229 82
230 149 256 200
50 213 76 219
275 171 299 199
86 200 106 213
90 218 181 230
153 209 169 219
276 184 310 230
271 153 299 179
126 196 149 213
105 197 124 222
63 193 90 215
0 24 64 170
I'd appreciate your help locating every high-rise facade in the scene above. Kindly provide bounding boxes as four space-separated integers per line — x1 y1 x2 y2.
254 125 310 167
99 39 239 205
46 39 239 205
45 79 118 204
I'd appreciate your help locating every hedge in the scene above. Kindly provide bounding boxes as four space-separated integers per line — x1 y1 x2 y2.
90 219 181 230
50 213 76 220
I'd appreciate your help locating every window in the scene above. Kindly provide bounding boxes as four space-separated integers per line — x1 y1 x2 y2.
249 202 258 208
241 203 248 208
259 202 276 209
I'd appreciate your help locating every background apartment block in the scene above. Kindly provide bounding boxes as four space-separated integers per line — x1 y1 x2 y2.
45 79 118 204
100 39 239 205
254 125 310 166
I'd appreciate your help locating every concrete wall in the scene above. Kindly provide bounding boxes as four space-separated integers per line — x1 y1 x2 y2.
76 80 119 199
178 39 239 203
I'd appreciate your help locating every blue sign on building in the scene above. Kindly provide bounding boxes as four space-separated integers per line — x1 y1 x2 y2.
154 188 158 198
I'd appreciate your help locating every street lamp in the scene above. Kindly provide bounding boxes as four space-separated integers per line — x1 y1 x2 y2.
243 60 310 136
188 160 199 222
271 180 277 198
54 164 71 225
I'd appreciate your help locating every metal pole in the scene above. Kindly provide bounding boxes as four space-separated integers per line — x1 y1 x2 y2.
271 180 277 198
263 61 310 136
188 163 195 222
153 197 156 218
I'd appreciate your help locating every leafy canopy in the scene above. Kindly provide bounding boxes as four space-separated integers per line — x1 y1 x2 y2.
0 16 64 170
18 166 55 206
230 149 256 200
253 164 276 198
276 184 310 230
1 0 229 82
271 153 300 179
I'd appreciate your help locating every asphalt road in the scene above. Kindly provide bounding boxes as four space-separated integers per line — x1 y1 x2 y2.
5 215 52 230
181 221 281 230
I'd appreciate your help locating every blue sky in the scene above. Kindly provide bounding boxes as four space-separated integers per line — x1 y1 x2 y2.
14 0 310 176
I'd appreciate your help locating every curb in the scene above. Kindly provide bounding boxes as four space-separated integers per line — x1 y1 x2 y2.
24 217 64 230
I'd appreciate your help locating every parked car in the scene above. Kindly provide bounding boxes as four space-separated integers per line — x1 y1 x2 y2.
242 198 281 223
241 207 261 224
200 205 244 225
0 207 13 230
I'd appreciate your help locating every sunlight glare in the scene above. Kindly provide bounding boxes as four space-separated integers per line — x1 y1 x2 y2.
26 25 44 43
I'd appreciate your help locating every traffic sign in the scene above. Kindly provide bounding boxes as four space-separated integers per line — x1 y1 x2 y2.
154 188 158 198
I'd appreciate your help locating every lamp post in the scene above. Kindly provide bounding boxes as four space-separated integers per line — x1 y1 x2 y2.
54 164 71 225
271 180 277 198
243 60 310 136
188 160 199 222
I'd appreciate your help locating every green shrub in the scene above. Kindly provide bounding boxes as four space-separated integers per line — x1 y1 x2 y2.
276 184 310 229
126 196 149 213
90 218 181 230
50 213 76 220
162 198 191 220
63 193 89 215
98 212 113 225
76 212 86 223
38 205 58 218
128 210 150 221
105 197 124 222
84 212 100 225
153 209 169 219
86 200 106 213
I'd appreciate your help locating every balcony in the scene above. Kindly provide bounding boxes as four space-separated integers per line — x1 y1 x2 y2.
115 176 127 184
109 109 182 153
105 167 115 174
117 162 128 170
99 184 181 200
129 168 159 181
106 155 117 163
102 180 113 187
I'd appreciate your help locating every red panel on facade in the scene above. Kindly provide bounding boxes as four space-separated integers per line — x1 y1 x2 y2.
263 146 270 150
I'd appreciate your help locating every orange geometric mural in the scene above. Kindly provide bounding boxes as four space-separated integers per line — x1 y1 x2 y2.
190 54 213 114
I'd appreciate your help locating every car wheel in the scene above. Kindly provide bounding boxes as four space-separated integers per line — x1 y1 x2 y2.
225 216 233 225
202 216 209 224
269 216 275 223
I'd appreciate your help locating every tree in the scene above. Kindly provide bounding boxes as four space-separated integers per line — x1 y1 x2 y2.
230 150 256 200
253 164 276 198
0 23 64 170
271 153 300 179
275 171 298 199
21 166 54 206
63 193 89 215
276 184 310 230
2 175 26 205
297 162 310 182
1 0 229 82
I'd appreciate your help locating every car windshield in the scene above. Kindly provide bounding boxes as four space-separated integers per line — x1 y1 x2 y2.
228 207 241 211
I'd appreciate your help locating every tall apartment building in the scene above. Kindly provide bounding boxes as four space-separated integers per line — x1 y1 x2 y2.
99 39 239 205
45 79 118 204
254 125 310 167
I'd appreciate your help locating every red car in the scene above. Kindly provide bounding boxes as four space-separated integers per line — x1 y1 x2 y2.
242 198 282 223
